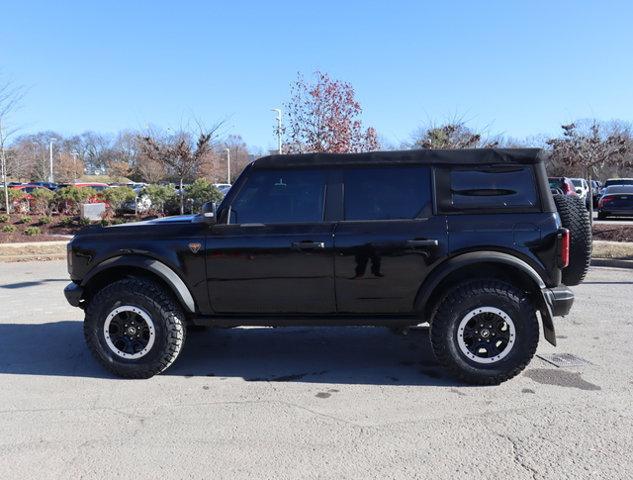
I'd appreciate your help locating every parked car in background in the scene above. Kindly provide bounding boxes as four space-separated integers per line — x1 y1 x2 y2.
213 183 232 196
29 181 59 191
597 185 633 219
570 178 589 204
548 177 577 196
7 184 51 211
126 182 148 190
590 180 602 208
73 182 109 192
603 178 633 189
9 184 50 196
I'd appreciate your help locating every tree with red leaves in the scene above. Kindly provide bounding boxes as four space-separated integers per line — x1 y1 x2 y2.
283 72 379 154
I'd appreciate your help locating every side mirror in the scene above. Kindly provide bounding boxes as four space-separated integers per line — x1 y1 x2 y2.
201 201 217 224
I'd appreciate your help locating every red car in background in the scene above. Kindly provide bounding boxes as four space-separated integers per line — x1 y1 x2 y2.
548 177 578 196
9 184 50 198
8 184 51 212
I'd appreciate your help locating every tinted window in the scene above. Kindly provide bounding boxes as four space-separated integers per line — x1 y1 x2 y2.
229 169 326 224
604 185 633 194
605 179 633 188
344 166 431 220
450 166 537 209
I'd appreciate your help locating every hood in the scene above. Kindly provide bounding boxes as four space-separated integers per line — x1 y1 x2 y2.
108 215 197 228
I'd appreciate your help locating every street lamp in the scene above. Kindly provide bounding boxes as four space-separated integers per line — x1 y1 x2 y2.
71 151 79 181
271 108 283 154
48 140 56 183
225 147 231 184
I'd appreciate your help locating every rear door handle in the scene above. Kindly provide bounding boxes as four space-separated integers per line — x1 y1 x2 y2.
407 239 439 247
291 240 326 250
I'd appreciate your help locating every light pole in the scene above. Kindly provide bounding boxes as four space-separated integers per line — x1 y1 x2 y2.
48 140 55 183
225 147 231 184
0 118 9 213
271 108 282 154
72 151 79 181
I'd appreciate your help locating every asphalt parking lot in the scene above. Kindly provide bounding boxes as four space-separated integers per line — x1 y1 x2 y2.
593 212 633 225
0 261 632 479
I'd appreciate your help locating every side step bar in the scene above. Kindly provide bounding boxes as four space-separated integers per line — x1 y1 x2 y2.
191 314 420 328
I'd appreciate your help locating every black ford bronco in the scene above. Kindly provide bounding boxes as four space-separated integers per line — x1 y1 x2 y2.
64 149 591 384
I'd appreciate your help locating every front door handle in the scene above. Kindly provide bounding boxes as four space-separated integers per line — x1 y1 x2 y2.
407 239 439 248
291 240 326 250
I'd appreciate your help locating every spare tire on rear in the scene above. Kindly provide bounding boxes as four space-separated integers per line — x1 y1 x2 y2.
553 195 592 286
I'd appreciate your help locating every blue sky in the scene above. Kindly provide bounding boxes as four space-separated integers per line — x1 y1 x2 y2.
3 0 632 150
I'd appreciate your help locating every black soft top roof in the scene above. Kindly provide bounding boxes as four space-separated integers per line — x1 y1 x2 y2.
253 148 544 169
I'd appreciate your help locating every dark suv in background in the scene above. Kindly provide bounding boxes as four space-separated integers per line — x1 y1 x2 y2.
65 149 591 384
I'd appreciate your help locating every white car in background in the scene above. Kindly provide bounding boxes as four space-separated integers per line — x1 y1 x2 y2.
570 178 589 202
213 183 232 196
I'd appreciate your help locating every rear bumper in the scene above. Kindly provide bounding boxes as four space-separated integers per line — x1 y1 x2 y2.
544 285 574 317
64 282 84 308
599 209 633 216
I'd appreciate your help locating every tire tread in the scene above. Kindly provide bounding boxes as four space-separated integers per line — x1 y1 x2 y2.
430 280 539 385
84 278 186 379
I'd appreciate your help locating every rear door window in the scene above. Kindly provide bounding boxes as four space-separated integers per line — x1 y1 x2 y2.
448 166 538 210
229 168 326 224
343 166 432 221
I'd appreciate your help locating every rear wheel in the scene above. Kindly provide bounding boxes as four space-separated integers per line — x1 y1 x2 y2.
430 280 539 385
554 194 592 286
84 278 186 378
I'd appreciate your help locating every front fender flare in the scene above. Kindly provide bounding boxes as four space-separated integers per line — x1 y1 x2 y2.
81 255 196 313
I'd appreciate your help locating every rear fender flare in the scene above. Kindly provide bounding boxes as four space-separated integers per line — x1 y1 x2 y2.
416 251 556 345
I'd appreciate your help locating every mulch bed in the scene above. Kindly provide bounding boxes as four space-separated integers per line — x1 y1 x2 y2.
592 224 633 243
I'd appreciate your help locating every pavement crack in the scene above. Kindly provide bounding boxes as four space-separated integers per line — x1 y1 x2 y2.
495 432 539 480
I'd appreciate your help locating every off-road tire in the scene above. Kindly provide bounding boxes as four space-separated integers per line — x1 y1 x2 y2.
430 280 539 385
554 194 592 286
84 278 186 378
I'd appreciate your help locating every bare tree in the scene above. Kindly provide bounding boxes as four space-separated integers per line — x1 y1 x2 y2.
547 120 629 219
55 151 85 183
137 155 167 184
0 77 25 212
546 121 628 176
139 124 221 213
412 120 499 149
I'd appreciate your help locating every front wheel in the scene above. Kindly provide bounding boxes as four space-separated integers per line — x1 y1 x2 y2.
84 278 187 378
430 280 539 385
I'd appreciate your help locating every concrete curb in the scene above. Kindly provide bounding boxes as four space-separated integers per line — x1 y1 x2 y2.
591 258 633 269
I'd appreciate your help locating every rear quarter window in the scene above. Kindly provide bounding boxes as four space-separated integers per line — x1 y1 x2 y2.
438 165 539 212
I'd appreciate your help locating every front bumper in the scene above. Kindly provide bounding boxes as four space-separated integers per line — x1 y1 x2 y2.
64 282 84 308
